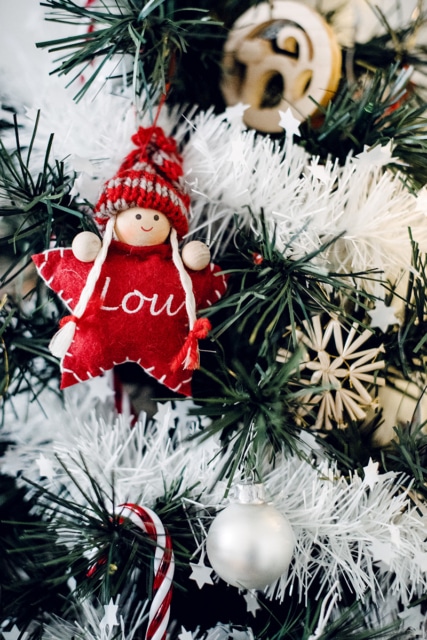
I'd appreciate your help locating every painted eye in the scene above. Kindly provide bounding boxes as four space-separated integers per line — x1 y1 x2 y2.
154 214 160 221
135 213 142 220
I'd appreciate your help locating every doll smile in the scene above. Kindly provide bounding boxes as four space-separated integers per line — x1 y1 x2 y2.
141 226 154 232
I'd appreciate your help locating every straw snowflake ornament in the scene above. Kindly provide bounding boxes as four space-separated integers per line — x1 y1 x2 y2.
277 315 386 430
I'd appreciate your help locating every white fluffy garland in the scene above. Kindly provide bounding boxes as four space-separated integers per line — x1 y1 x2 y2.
264 456 427 607
178 109 427 288
3 383 427 616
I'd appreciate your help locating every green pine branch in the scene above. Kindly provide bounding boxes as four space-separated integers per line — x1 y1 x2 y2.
355 2 427 72
207 214 380 357
259 583 413 640
0 112 99 402
36 0 225 105
381 233 427 379
299 598 413 640
381 421 427 501
0 111 97 265
189 347 324 488
1 453 203 627
301 64 427 190
0 294 61 410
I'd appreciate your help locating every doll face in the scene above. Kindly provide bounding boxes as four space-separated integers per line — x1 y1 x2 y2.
114 207 171 246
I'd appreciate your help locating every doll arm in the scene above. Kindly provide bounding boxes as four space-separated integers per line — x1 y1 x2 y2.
190 262 228 310
181 241 211 271
32 248 93 311
72 231 102 262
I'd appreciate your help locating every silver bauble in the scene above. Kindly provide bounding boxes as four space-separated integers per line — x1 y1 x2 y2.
206 484 295 590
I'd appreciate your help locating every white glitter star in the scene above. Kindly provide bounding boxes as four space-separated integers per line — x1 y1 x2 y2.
178 627 195 640
308 162 330 184
189 559 214 589
1 625 28 640
278 108 301 139
355 140 394 167
368 300 399 333
362 457 379 490
370 539 396 567
225 103 250 127
36 453 56 480
100 597 119 632
398 605 426 632
153 401 181 427
243 590 261 617
86 370 116 402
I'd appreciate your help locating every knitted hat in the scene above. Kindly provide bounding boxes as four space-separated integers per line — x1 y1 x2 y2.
95 126 190 239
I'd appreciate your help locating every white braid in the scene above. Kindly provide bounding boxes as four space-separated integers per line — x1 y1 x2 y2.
170 227 196 331
49 218 115 359
73 217 115 318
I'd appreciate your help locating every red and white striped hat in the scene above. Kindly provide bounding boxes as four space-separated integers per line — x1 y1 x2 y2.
94 126 190 239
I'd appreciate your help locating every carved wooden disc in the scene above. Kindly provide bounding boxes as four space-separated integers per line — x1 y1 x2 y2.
221 1 342 133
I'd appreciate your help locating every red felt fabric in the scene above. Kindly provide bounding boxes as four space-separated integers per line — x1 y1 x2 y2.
32 241 227 396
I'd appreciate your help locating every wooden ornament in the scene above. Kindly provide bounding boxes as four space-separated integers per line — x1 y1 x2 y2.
72 231 102 262
221 1 342 133
181 241 211 271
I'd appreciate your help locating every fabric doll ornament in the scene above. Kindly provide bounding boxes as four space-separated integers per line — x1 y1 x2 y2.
33 126 227 396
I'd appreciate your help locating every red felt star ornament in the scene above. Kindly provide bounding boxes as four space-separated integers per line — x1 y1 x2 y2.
33 240 227 396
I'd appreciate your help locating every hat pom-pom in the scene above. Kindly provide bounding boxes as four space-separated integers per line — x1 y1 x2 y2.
123 126 184 183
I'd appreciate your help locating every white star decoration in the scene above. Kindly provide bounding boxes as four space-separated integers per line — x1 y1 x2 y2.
243 591 261 617
368 300 399 333
100 597 119 631
278 315 386 430
398 605 426 632
278 108 301 139
84 372 116 403
308 162 330 184
153 400 181 428
36 453 56 480
225 103 250 127
362 458 380 490
355 140 394 167
178 627 195 640
189 558 214 589
1 626 28 640
370 539 396 567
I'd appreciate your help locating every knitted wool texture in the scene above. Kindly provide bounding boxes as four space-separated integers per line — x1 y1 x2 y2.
95 126 190 238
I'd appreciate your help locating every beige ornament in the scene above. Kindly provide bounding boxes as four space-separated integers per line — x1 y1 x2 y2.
372 376 427 446
72 231 102 262
181 240 211 271
221 1 342 133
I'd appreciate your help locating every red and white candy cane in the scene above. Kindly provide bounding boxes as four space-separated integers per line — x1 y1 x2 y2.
118 503 175 640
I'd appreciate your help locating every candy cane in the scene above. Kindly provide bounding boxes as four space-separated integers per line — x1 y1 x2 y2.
117 503 175 640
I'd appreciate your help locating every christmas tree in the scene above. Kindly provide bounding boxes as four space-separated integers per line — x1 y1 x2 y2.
3 0 427 638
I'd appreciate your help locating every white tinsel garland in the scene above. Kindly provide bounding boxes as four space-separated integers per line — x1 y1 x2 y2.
49 402 220 512
3 382 427 614
1 383 220 510
42 595 149 640
178 108 427 287
264 456 427 607
177 109 309 251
